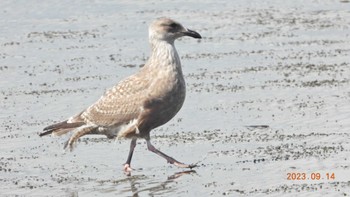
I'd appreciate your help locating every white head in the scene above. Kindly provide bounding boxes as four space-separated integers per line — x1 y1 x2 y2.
149 17 201 44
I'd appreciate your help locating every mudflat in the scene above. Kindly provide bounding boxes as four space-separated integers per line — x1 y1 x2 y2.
1 0 349 196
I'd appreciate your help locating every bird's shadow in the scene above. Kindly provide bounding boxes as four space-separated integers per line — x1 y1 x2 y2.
128 170 197 197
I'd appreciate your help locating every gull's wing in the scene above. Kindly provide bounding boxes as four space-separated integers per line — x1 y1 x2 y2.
80 73 151 127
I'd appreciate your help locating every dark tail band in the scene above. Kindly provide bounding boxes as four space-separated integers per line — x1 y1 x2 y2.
39 120 85 137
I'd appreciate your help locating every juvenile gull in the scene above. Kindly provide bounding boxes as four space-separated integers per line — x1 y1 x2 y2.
39 17 202 172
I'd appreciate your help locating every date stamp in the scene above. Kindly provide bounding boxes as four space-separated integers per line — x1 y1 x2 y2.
287 172 335 180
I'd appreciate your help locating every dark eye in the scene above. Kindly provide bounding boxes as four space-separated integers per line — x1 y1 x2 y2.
169 23 177 28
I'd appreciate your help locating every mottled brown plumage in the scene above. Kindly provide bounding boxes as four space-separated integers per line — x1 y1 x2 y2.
40 17 201 172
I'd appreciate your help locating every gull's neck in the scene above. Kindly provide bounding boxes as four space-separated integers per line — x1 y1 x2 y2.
146 39 182 73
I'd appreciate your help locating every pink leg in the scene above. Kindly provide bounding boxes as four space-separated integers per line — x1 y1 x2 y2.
146 139 197 168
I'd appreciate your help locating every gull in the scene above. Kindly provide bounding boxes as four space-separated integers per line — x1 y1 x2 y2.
39 17 202 172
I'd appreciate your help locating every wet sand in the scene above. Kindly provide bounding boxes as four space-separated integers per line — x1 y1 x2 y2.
1 0 350 196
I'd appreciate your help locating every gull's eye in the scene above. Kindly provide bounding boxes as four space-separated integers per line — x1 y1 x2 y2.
169 22 177 28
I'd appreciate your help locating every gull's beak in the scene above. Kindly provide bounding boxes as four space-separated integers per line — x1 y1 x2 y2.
183 28 202 39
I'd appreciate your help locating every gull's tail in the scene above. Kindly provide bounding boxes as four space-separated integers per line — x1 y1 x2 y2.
39 120 85 137
40 120 98 151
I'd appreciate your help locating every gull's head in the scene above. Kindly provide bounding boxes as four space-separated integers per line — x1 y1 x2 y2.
149 17 201 44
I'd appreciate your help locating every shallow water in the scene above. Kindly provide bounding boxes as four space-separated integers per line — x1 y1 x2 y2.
1 0 350 196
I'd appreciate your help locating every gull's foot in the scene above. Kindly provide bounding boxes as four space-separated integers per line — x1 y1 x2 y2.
123 164 133 176
189 163 198 169
173 161 198 169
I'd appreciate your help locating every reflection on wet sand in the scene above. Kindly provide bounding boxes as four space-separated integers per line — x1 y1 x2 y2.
129 170 197 197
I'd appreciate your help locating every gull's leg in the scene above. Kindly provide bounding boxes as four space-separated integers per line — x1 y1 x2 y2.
146 139 196 168
124 138 137 172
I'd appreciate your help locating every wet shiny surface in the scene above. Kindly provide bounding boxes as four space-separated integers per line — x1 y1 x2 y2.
1 0 350 196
